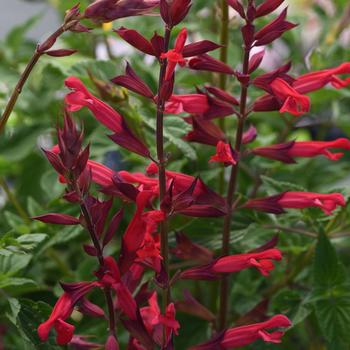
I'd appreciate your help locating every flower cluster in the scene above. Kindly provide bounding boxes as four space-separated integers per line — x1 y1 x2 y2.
33 0 350 349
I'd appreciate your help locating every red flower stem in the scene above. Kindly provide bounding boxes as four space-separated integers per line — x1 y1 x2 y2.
72 182 117 337
156 26 172 313
218 46 251 330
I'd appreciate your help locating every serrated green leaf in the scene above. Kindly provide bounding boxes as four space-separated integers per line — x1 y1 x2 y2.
260 175 307 193
313 232 346 288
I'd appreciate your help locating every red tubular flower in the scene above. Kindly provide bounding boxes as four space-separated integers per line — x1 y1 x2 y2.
270 78 310 116
64 77 150 157
245 191 345 215
189 314 292 349
294 62 350 93
180 248 282 280
84 0 159 22
161 28 188 80
209 141 238 166
165 94 209 114
140 293 180 346
38 282 98 345
252 138 350 163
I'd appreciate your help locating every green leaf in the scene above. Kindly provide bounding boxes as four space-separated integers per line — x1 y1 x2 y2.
0 253 32 276
313 232 346 288
260 175 307 193
16 299 61 349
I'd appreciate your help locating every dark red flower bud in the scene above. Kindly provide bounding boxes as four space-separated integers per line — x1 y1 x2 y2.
78 298 105 318
248 49 265 73
182 40 221 58
189 54 235 74
254 8 297 46
115 27 156 56
105 334 119 350
83 244 98 256
103 208 124 248
69 335 102 349
64 3 81 23
45 49 77 57
33 213 80 225
252 141 296 163
242 23 255 48
160 0 192 27
185 117 226 146
227 0 245 19
171 232 213 264
112 62 154 99
150 31 165 57
42 148 66 175
175 290 216 322
255 0 285 18
84 0 159 22
205 86 239 105
242 125 257 144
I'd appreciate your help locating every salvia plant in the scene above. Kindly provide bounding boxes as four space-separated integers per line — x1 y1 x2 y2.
1 0 350 349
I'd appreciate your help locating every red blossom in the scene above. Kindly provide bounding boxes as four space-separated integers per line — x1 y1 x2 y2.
245 191 345 215
161 28 188 80
252 138 350 163
165 94 209 114
64 77 150 157
189 314 291 349
180 248 282 280
209 141 238 166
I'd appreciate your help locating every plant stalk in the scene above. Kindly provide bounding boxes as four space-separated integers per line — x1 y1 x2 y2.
218 47 251 330
156 26 172 314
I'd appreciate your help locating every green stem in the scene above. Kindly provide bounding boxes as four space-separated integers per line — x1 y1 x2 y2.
218 46 251 330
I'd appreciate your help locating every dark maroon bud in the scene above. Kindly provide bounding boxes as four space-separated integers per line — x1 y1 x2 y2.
103 209 124 248
69 22 91 33
159 78 174 101
189 54 235 74
253 94 280 112
83 244 98 256
161 0 192 27
85 0 159 22
246 2 256 22
254 8 297 46
78 298 105 318
105 334 119 350
42 148 66 175
248 49 265 73
45 49 77 57
112 62 154 99
64 3 81 23
252 141 296 163
150 32 165 57
241 23 255 48
227 0 245 18
236 72 250 85
179 205 226 217
33 213 80 225
171 232 213 264
255 0 285 18
176 290 216 322
114 27 156 56
182 40 221 58
205 86 239 105
63 190 80 203
248 235 279 253
243 193 286 214
37 33 59 53
74 144 90 178
242 125 257 144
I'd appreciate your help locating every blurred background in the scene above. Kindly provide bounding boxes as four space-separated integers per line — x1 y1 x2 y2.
0 0 350 349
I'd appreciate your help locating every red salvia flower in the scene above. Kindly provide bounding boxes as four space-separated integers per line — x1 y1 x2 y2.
209 141 238 166
189 314 292 349
180 248 282 280
38 282 98 345
64 77 150 157
252 138 350 163
140 292 180 346
245 191 345 215
165 94 209 114
161 28 188 80
270 78 310 116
